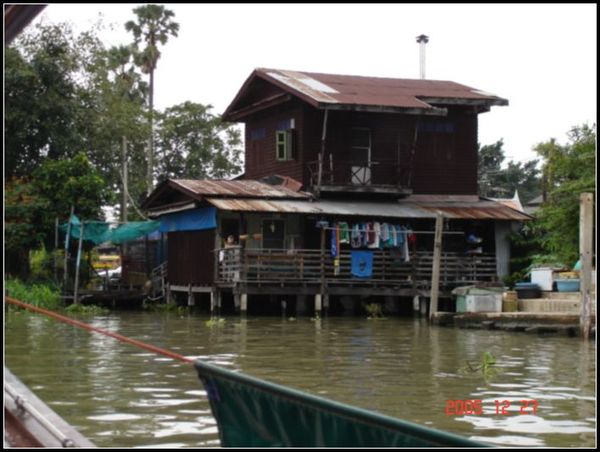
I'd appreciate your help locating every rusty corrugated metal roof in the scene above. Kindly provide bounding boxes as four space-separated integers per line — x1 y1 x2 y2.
172 179 311 199
405 197 532 221
206 197 531 221
223 68 508 120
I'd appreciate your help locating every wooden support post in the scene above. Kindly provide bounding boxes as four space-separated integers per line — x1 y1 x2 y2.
187 284 195 306
429 213 444 322
281 299 287 317
314 294 322 315
73 222 84 305
234 293 241 313
210 290 217 315
166 284 173 305
63 206 75 289
579 193 594 340
240 293 248 315
121 136 128 223
317 108 329 196
54 217 59 283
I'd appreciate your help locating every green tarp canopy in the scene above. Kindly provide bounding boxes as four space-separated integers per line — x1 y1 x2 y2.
60 215 160 245
195 361 488 448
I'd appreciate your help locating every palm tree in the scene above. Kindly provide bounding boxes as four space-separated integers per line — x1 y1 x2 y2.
125 5 179 195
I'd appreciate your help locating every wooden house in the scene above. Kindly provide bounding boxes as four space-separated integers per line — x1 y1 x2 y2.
142 69 531 315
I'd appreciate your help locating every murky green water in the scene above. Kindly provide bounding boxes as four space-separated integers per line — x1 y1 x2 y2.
4 310 596 447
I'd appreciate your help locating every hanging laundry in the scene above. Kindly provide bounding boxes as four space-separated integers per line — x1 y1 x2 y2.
366 222 375 245
381 223 390 244
351 224 362 248
369 222 381 249
331 226 338 258
390 224 398 247
351 250 373 278
339 222 350 244
361 223 369 247
404 227 412 262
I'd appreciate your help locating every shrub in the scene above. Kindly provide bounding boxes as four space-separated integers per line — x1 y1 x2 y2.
5 278 61 309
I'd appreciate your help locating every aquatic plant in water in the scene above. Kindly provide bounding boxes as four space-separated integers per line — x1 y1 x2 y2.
461 352 499 381
364 302 385 319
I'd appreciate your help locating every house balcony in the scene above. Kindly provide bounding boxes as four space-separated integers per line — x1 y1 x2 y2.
307 158 413 198
216 247 497 296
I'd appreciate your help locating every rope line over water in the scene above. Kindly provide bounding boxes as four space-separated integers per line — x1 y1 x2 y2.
5 297 194 364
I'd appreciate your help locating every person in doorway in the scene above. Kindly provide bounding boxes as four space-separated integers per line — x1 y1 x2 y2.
222 235 240 281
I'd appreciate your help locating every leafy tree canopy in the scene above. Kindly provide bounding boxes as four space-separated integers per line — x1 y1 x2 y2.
155 101 243 181
478 139 541 203
5 153 112 276
532 124 596 265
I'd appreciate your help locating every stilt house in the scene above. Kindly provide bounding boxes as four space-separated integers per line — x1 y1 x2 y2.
142 68 531 314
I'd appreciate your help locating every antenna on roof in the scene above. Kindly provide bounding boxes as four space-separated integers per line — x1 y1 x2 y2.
416 34 429 79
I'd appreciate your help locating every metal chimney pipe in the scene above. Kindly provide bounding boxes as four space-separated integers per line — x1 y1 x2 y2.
416 34 429 79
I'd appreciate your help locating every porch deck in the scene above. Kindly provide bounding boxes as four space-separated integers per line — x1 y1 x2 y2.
216 247 497 295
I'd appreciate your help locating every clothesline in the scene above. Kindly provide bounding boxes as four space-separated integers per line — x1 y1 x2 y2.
317 226 464 235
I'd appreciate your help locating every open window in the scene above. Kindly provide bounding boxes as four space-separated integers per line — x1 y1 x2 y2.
276 129 295 161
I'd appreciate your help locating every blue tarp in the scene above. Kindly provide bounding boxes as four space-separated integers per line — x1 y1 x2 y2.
159 207 217 233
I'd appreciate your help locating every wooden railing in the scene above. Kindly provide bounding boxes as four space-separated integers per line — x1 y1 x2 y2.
307 158 410 188
216 248 497 288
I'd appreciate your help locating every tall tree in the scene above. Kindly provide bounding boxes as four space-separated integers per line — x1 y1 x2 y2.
532 124 596 265
125 5 179 195
5 23 90 177
478 139 541 203
155 102 243 181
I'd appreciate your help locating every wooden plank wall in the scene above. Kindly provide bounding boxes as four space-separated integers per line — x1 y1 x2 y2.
167 230 215 285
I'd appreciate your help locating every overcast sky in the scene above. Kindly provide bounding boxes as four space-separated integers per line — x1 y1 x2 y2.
31 3 596 164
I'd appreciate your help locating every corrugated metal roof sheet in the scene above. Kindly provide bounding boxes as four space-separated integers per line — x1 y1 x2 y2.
172 179 311 199
206 197 531 221
257 68 508 111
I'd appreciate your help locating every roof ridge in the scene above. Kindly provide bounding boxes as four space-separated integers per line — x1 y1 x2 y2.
256 67 457 84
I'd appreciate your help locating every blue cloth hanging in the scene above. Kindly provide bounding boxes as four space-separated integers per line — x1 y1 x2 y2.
351 251 373 278
331 226 338 258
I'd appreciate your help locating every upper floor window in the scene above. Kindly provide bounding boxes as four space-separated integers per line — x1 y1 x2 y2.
276 130 294 160
275 118 295 161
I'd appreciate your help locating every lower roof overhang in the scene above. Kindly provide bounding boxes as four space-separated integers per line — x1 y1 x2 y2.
205 197 532 221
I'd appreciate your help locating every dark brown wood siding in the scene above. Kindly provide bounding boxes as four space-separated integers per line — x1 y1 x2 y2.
167 230 215 286
244 100 306 181
243 101 479 194
301 107 478 194
411 107 478 194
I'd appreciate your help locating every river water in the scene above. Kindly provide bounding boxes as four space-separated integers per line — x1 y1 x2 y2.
4 310 596 448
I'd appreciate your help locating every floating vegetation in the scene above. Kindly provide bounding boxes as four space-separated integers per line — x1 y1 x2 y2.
364 302 385 319
460 351 500 381
65 303 109 316
205 318 226 328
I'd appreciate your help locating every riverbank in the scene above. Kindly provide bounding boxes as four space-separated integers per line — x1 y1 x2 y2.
432 311 596 337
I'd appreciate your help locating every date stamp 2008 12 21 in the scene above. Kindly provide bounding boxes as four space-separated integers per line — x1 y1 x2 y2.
445 399 539 416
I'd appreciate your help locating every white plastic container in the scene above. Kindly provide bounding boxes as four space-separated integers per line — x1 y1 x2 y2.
464 294 502 312
531 267 554 291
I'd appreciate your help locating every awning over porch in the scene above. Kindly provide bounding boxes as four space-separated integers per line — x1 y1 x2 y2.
205 195 531 221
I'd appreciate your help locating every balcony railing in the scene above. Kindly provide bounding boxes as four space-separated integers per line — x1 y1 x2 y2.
307 157 411 192
216 247 497 288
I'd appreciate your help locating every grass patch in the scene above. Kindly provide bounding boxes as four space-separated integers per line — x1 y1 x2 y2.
5 278 61 310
